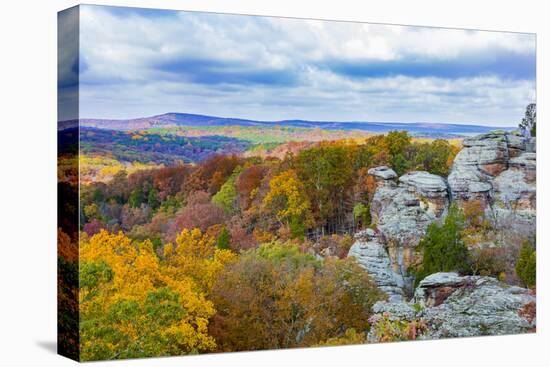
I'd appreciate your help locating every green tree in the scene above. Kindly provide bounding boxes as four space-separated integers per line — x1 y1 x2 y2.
519 103 536 137
415 204 469 284
128 188 144 208
289 215 306 240
147 187 160 209
414 140 458 176
217 226 231 250
516 241 536 288
80 261 113 301
353 203 371 228
386 131 412 176
293 144 353 229
212 175 238 214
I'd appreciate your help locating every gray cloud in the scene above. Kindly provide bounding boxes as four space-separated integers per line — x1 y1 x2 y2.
77 5 536 126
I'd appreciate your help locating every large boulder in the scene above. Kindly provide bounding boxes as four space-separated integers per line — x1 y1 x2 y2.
348 229 405 302
369 169 449 281
368 272 535 341
448 131 510 207
367 166 398 181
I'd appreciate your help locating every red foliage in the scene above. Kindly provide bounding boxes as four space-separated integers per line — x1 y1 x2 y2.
235 165 269 211
82 218 105 237
184 155 241 194
518 301 536 325
167 191 225 240
153 165 190 200
227 215 257 251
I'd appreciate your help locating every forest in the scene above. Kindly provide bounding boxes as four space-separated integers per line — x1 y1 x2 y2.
58 124 536 360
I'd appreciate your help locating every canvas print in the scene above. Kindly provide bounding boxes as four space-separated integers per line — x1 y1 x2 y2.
58 4 536 362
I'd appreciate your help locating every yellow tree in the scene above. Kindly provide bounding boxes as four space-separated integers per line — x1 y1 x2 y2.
163 228 237 294
262 170 312 238
79 230 221 361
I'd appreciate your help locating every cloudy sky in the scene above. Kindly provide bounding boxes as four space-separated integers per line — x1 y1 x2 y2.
75 5 536 126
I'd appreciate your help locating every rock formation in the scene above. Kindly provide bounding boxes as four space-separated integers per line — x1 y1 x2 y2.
348 229 405 302
365 168 450 293
368 272 536 341
447 131 536 239
348 130 536 306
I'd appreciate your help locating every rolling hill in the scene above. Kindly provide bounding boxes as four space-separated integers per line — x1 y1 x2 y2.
80 113 514 138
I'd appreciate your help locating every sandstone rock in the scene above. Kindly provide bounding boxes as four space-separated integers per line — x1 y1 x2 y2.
348 229 405 302
492 153 536 240
368 169 449 281
448 131 536 239
415 273 536 338
367 166 397 181
399 171 449 218
354 132 535 304
369 272 535 341
399 171 448 195
509 152 536 182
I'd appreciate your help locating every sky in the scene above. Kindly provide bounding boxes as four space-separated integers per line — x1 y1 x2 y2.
71 5 536 126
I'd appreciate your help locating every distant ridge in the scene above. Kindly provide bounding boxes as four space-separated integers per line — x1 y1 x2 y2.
80 112 515 137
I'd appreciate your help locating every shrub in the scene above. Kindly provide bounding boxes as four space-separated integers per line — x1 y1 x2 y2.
516 241 536 288
368 313 428 342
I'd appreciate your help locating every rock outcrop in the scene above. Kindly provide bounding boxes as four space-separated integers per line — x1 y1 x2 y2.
350 131 536 300
368 170 449 286
368 272 536 341
348 229 405 302
447 131 536 238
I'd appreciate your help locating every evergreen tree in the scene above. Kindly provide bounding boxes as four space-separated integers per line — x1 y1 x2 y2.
516 241 536 288
415 204 469 285
217 226 231 250
519 103 536 137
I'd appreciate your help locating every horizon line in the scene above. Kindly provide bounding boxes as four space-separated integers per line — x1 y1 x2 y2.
76 111 517 129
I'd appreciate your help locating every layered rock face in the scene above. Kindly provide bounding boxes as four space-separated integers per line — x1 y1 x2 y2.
367 168 449 287
348 229 405 302
448 131 536 238
368 272 535 340
349 130 536 304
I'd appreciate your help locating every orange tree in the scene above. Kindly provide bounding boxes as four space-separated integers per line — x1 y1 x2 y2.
208 241 384 351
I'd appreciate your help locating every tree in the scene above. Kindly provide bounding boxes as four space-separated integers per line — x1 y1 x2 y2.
414 140 458 177
167 191 225 240
415 204 470 284
386 131 412 175
235 165 268 211
519 103 536 137
147 187 160 209
212 174 238 214
353 203 371 228
262 170 312 233
153 165 189 200
208 241 384 351
163 228 237 293
79 230 218 360
216 226 231 250
293 144 354 231
516 241 536 288
128 187 144 208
